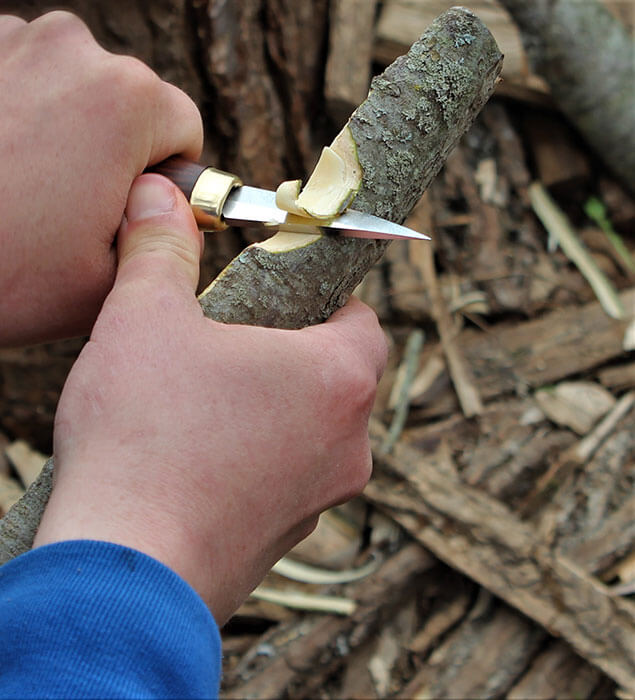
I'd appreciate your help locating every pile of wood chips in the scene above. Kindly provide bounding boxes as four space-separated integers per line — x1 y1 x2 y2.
1 1 633 698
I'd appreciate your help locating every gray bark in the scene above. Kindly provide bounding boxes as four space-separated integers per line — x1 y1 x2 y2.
499 0 635 192
0 8 502 564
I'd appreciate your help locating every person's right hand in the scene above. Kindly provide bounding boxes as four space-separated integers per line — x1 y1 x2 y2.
34 174 389 625
0 11 203 346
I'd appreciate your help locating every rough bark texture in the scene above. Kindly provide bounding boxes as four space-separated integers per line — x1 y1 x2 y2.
365 421 635 693
0 8 502 562
499 0 635 192
199 8 503 328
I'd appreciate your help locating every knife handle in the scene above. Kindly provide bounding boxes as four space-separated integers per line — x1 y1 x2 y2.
147 156 243 231
148 156 207 199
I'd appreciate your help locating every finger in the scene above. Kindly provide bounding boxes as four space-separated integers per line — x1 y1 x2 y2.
148 80 204 164
115 174 203 295
320 296 389 380
0 15 26 40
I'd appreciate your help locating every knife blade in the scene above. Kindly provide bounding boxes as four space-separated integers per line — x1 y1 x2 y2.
150 156 430 242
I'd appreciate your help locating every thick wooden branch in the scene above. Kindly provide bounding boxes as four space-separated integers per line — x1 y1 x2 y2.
0 8 502 565
199 7 503 328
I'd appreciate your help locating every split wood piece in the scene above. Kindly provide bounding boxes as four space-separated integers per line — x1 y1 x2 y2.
458 287 635 402
414 223 483 417
324 0 378 126
523 390 635 517
409 288 635 421
408 580 473 656
338 596 418 697
222 543 435 698
534 405 635 573
374 0 550 102
507 639 604 700
0 8 503 564
364 422 635 692
534 380 616 436
400 595 546 698
499 0 635 193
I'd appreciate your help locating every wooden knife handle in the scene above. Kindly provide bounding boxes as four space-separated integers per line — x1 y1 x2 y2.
147 156 207 200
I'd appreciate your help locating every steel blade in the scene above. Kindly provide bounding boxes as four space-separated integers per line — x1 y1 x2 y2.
221 185 430 241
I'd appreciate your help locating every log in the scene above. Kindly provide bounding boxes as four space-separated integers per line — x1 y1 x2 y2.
0 8 502 563
499 0 635 193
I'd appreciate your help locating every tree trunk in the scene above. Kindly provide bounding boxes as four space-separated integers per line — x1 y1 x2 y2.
0 6 502 562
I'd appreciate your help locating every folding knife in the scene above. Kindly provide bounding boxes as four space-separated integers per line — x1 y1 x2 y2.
150 156 430 242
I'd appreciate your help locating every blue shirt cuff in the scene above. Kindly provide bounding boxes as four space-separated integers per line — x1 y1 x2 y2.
0 540 221 698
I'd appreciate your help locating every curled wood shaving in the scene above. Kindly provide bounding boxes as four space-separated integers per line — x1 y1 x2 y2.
250 586 357 616
272 554 380 585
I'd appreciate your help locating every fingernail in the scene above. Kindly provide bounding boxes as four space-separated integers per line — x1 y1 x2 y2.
126 175 176 221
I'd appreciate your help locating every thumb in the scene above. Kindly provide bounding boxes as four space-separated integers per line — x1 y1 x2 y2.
116 173 203 294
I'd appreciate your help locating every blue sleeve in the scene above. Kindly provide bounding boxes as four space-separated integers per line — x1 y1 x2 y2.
0 540 221 699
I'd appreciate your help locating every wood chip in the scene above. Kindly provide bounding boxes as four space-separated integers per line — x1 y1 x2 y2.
0 473 25 517
5 440 47 488
534 381 616 435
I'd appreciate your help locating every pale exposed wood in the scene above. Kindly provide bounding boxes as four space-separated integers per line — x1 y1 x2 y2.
534 381 616 435
324 0 378 125
365 421 635 692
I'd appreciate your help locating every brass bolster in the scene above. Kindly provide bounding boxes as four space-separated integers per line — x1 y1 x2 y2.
190 167 243 231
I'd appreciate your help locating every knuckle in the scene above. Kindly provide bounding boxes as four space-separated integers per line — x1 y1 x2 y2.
32 10 91 39
112 55 160 95
0 15 26 30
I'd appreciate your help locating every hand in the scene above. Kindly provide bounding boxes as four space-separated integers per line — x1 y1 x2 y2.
0 12 203 346
34 174 388 625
